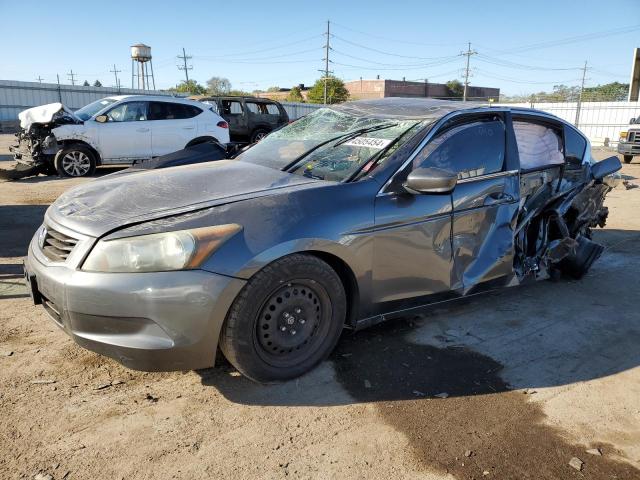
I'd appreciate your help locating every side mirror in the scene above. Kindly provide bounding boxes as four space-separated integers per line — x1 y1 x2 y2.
630 117 636 125
591 155 621 181
95 115 108 123
403 167 457 194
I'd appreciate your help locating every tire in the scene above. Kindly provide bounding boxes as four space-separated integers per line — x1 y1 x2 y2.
250 128 270 143
623 155 633 164
54 144 97 177
219 254 346 383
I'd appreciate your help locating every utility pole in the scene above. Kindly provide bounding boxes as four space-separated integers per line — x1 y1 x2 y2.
461 42 477 102
177 47 193 84
323 20 331 104
56 74 62 102
67 69 77 86
36 76 43 83
110 64 122 93
574 60 588 127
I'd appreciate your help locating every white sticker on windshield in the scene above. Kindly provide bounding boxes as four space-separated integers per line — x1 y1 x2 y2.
343 136 392 149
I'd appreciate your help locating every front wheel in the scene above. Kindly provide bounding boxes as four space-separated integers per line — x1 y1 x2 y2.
54 144 97 177
219 254 346 383
623 155 633 164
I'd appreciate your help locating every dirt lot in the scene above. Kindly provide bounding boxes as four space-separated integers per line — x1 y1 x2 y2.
1 133 640 480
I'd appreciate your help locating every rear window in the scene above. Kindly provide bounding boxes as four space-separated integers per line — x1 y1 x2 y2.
246 102 280 115
513 121 564 170
564 126 587 165
148 102 202 120
222 100 243 115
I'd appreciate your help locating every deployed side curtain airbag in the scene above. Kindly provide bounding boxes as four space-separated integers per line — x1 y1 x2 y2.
513 121 564 169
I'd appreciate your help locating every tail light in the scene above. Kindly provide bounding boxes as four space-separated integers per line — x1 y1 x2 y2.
217 121 229 129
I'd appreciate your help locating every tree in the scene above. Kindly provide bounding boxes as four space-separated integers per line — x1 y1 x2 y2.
93 80 102 87
169 80 207 95
445 80 464 98
307 76 349 104
583 82 629 101
82 80 90 87
286 86 304 102
206 76 232 95
267 86 281 92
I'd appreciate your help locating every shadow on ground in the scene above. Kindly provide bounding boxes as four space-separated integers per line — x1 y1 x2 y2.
198 228 640 478
199 229 640 408
0 205 48 257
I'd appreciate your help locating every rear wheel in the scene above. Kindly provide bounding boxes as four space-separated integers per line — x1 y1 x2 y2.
623 155 633 164
250 128 269 143
219 254 346 383
54 144 97 177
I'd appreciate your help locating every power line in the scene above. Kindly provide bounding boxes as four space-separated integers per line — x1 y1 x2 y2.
331 21 467 48
461 42 477 102
473 68 582 85
177 47 193 83
331 48 459 68
476 54 581 72
195 34 322 59
490 24 640 56
194 47 319 62
331 56 460 71
332 34 457 60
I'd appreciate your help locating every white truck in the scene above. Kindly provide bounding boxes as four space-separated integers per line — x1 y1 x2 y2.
617 115 640 163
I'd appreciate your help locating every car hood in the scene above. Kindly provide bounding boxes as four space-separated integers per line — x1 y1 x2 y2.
47 160 320 237
18 102 81 130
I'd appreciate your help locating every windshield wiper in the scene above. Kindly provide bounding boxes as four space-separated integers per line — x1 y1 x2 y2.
282 122 398 173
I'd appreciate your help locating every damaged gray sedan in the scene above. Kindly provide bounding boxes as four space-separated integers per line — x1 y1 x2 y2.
24 98 621 383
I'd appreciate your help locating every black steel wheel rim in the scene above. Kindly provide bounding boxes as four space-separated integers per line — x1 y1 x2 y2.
254 280 332 367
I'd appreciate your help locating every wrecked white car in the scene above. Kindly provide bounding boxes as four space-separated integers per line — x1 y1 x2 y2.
9 95 230 178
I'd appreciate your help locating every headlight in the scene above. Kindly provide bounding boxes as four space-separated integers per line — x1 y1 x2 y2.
620 131 628 140
82 224 242 273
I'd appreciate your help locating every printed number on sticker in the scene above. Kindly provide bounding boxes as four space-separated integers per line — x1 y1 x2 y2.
343 137 393 149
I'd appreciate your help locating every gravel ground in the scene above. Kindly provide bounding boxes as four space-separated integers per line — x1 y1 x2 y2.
1 133 639 480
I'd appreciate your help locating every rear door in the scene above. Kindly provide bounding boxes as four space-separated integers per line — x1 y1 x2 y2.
220 99 247 139
97 101 151 162
148 102 200 156
245 101 281 132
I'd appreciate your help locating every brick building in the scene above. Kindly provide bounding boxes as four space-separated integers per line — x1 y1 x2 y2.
344 78 499 101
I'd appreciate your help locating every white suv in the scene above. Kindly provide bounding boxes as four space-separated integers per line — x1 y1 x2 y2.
13 95 230 177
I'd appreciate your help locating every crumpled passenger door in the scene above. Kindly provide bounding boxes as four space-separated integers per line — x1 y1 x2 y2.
447 113 520 292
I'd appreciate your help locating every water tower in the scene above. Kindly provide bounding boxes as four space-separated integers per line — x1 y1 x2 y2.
131 43 156 90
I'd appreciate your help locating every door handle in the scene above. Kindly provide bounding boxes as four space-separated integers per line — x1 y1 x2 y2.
484 192 514 206
182 126 195 130
136 127 150 132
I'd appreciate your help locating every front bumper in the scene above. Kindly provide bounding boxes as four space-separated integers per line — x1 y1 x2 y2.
24 230 246 371
617 141 640 156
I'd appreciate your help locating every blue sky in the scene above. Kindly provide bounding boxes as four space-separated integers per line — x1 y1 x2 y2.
1 0 637 95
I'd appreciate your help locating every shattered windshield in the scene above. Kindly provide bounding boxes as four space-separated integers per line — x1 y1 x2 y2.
75 98 118 121
237 108 423 181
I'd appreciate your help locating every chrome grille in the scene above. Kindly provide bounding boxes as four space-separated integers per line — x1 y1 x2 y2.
631 131 640 144
41 226 78 262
